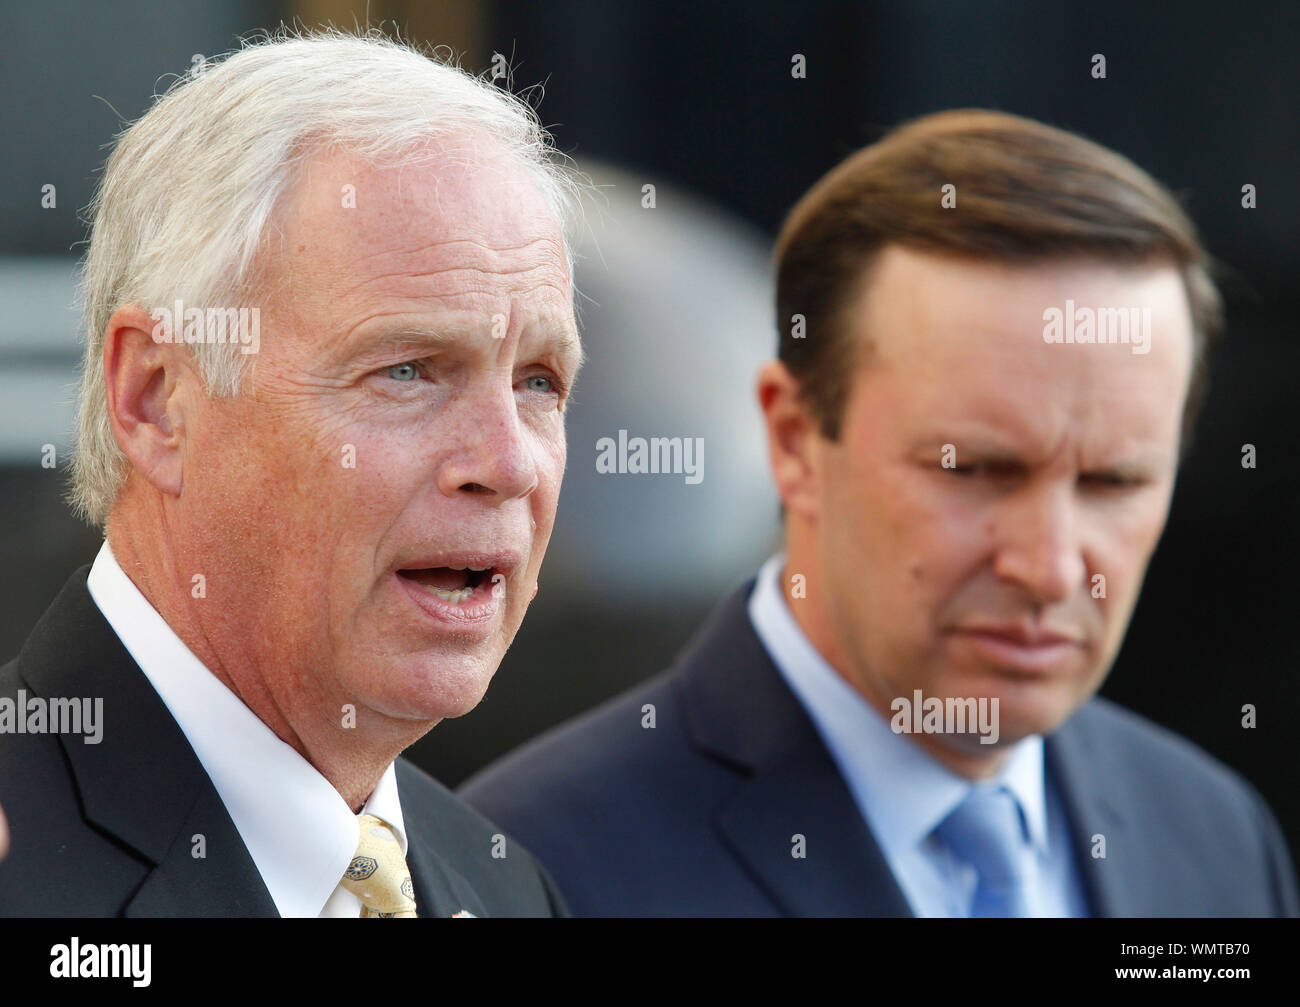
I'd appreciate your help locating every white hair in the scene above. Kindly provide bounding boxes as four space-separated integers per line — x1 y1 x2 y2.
70 26 583 527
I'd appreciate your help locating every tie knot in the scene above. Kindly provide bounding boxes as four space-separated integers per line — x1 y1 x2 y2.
935 785 1028 897
340 815 418 918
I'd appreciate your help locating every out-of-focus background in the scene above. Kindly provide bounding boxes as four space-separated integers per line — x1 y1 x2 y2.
1 1 1296 854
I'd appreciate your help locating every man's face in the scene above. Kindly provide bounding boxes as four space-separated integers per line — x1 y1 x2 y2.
805 246 1192 756
175 138 579 729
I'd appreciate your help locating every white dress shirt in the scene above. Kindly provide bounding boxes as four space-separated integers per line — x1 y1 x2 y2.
86 540 407 918
747 553 1089 917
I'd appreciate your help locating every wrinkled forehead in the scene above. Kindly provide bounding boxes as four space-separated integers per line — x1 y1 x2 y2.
848 248 1195 457
269 134 570 294
251 136 575 356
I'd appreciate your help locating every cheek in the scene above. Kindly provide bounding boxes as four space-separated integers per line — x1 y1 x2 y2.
185 402 289 525
868 466 988 591
524 479 562 579
531 426 568 515
302 402 440 514
1086 499 1169 611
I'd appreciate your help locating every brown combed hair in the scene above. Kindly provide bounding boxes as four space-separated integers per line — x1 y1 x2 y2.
774 108 1224 451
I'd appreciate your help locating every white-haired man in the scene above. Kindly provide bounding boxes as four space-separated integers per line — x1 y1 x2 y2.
0 29 582 917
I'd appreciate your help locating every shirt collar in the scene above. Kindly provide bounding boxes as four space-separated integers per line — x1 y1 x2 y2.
746 552 1050 856
86 539 405 917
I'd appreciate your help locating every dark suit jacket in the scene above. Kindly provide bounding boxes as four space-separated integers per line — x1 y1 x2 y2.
0 565 566 917
461 581 1300 917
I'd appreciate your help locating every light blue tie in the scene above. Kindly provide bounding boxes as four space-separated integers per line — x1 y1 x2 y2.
935 785 1032 917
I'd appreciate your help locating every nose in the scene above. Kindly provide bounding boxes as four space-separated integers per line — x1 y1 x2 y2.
436 379 540 503
991 479 1087 605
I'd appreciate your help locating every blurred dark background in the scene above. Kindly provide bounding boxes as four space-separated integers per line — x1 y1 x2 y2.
2 0 1297 863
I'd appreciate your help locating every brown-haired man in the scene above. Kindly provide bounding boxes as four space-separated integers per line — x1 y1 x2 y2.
461 109 1298 917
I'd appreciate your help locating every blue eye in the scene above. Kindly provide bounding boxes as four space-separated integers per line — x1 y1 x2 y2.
524 375 554 394
386 363 419 382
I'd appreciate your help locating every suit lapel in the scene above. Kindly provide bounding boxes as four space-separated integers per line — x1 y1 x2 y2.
714 738 913 916
124 783 277 917
394 761 488 919
402 832 487 919
18 565 276 917
1046 710 1141 917
678 583 912 916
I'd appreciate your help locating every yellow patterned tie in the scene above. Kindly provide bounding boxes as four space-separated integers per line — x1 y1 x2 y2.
340 815 418 918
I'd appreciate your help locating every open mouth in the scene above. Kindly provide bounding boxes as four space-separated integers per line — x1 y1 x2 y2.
396 566 494 605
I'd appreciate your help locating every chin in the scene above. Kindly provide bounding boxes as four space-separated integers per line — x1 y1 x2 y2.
368 651 500 722
987 692 1082 744
372 684 491 723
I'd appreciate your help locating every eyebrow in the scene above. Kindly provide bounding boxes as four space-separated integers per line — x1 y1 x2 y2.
354 326 457 354
349 322 583 369
916 435 1169 474
536 326 584 369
